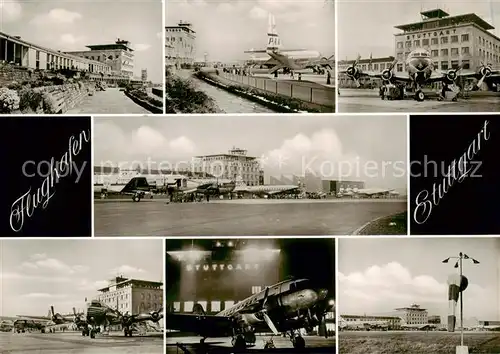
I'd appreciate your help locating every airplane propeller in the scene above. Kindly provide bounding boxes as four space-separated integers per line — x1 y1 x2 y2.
445 62 466 83
72 307 86 328
380 59 398 82
150 307 163 322
345 55 362 87
312 290 333 339
476 62 493 89
260 287 279 335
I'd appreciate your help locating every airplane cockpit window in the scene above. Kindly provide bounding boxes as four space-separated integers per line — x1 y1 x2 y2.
91 301 101 307
292 279 311 291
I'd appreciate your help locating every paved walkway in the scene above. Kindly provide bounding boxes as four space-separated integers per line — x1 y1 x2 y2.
66 88 150 114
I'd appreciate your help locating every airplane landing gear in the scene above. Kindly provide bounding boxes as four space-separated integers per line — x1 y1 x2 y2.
415 90 425 102
132 194 141 202
124 327 133 337
264 337 276 349
292 335 305 349
287 330 306 349
231 335 246 350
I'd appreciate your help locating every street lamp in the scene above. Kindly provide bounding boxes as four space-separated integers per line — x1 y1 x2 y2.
442 252 480 353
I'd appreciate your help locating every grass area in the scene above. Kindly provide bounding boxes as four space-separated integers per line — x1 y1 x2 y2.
358 211 407 235
339 332 500 354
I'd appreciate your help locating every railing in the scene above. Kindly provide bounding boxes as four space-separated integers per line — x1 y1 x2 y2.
220 72 335 107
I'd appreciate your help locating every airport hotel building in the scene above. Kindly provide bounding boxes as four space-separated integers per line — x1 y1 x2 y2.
0 32 137 83
165 21 196 68
166 239 335 336
339 9 500 88
94 276 163 328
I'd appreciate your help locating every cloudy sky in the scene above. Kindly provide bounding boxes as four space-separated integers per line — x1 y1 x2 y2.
0 239 163 317
338 0 500 60
94 115 407 191
166 0 335 62
0 0 163 83
339 238 500 323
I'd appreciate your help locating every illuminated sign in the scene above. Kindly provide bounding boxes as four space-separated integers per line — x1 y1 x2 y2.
186 263 260 271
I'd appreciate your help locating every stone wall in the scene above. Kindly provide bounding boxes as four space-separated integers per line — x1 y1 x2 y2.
33 83 94 113
0 62 42 87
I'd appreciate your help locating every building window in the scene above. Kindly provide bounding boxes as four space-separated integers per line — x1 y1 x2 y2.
197 301 207 311
431 38 438 45
441 37 448 44
461 34 469 42
173 302 181 312
184 301 194 312
431 50 438 57
440 49 448 56
211 301 221 312
461 47 469 55
252 286 262 294
451 48 459 56
414 40 420 47
397 42 403 49
422 39 429 46
451 35 458 43
405 41 411 48
224 301 235 310
441 61 448 70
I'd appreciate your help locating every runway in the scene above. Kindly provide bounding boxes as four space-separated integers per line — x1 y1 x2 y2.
94 199 406 236
0 332 163 354
338 89 500 112
339 331 500 354
165 335 336 353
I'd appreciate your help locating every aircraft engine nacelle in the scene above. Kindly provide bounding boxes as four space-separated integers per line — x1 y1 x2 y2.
446 69 458 82
479 66 492 78
345 66 360 80
381 69 393 82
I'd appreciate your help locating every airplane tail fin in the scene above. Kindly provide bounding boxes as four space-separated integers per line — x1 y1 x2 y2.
267 13 282 52
121 177 150 193
193 303 206 316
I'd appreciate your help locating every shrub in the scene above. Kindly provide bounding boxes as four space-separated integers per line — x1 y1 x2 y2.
0 88 20 113
41 92 57 114
165 75 219 113
18 88 44 113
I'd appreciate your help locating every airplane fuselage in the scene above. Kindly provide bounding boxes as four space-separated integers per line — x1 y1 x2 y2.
266 50 324 71
406 51 433 85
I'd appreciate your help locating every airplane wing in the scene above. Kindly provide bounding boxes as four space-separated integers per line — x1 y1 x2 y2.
165 313 234 337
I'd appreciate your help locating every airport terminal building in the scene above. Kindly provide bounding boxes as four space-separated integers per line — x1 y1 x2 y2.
192 147 264 186
394 9 499 76
339 9 500 89
95 276 163 328
165 21 196 68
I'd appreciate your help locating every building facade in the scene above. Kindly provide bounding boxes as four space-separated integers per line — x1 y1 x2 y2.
428 315 441 324
66 39 134 78
165 21 196 67
166 239 281 314
0 31 110 75
192 147 263 186
95 276 163 316
394 9 500 87
141 69 147 82
340 314 401 329
395 304 428 325
338 56 396 88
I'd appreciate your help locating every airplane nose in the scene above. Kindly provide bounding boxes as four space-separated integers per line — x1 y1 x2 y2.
317 289 328 300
